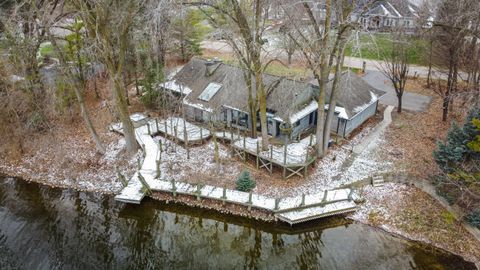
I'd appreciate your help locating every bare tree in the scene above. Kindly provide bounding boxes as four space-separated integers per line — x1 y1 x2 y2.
190 0 279 150
73 0 141 154
282 0 359 156
378 30 410 114
429 0 479 121
47 19 106 153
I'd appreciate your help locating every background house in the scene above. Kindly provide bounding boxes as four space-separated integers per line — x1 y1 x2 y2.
358 0 420 32
160 58 385 139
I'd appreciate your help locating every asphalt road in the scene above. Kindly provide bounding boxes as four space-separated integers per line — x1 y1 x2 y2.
362 71 432 112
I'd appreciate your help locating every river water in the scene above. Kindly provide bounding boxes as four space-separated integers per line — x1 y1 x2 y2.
0 176 475 270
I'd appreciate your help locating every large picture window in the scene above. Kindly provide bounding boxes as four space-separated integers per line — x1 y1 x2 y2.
231 110 249 128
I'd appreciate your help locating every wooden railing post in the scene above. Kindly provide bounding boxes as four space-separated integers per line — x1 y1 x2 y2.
301 194 305 206
274 198 280 211
171 179 177 197
138 173 151 195
283 143 287 179
248 191 253 211
322 190 328 203
221 187 227 206
256 141 260 169
156 159 161 179
155 118 159 132
116 168 128 187
196 184 202 201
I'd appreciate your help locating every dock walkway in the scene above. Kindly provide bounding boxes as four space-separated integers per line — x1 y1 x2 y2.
114 116 359 225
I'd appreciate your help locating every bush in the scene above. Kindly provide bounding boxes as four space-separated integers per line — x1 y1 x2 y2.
235 170 256 192
465 209 480 228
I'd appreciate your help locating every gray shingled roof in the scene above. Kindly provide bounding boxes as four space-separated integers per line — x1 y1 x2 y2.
167 58 385 121
310 71 387 119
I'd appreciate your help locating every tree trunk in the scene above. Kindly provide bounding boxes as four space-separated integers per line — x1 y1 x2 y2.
427 40 433 88
256 71 269 150
442 96 449 122
113 75 138 154
397 93 403 113
323 41 347 152
76 88 106 154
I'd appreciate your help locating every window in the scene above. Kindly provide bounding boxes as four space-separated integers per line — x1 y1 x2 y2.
198 82 222 101
231 110 249 128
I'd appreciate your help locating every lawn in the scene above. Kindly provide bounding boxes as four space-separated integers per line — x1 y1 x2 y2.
345 32 427 65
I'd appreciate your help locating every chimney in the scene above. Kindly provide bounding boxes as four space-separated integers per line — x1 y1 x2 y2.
205 58 222 76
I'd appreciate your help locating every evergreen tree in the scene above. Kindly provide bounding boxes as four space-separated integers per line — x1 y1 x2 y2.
434 122 467 171
235 170 256 192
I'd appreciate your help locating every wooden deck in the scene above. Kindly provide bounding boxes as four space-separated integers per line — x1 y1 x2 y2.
231 136 317 179
113 115 359 225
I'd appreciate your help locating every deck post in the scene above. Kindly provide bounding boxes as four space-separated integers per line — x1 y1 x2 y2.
171 179 177 197
223 130 226 140
147 123 151 135
256 141 259 169
221 187 227 206
270 147 273 174
322 190 328 203
159 140 163 153
230 127 233 142
164 120 168 134
243 137 246 162
155 118 159 132
301 194 305 206
283 143 287 179
138 173 151 194
156 159 161 178
200 127 203 141
248 192 252 211
174 126 178 141
348 189 354 201
116 168 128 187
274 198 280 211
309 133 313 146
304 150 309 177
196 184 201 201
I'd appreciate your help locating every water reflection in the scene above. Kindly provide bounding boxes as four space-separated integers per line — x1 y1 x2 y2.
0 176 475 270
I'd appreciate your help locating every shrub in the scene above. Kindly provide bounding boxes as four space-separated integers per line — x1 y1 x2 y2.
235 170 256 192
465 209 480 228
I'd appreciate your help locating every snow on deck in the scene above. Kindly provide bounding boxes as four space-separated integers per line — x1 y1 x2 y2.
114 115 359 224
152 117 211 143
232 135 315 166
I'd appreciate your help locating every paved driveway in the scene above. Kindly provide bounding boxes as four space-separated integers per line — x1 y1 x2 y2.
362 71 432 112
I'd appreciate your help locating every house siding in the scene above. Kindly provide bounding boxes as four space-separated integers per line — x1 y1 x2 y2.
344 101 378 136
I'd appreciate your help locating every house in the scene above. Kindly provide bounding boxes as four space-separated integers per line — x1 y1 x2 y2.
159 58 385 139
358 0 420 32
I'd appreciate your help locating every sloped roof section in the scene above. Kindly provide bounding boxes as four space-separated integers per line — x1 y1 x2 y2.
166 58 385 122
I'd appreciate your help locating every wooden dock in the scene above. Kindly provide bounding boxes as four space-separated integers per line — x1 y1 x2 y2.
113 115 359 225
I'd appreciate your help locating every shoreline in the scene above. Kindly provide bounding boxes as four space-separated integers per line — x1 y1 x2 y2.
1 171 478 268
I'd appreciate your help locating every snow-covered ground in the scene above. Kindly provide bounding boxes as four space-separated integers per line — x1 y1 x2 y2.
0 134 141 193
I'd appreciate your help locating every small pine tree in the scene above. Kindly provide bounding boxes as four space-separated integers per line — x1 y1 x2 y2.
465 209 480 228
235 170 256 192
433 122 467 171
